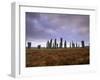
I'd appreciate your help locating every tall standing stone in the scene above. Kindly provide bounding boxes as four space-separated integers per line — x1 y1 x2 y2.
50 39 52 48
64 40 67 48
27 42 31 48
46 40 50 48
72 41 75 48
81 40 85 48
37 45 41 49
70 42 71 48
60 38 63 48
76 42 77 48
54 38 57 48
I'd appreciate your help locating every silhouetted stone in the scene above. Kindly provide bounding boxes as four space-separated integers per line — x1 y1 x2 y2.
76 42 77 48
27 42 31 48
81 40 85 48
37 45 41 49
50 39 52 48
60 38 63 48
54 39 57 48
72 41 75 48
64 40 67 48
46 40 50 48
70 42 71 48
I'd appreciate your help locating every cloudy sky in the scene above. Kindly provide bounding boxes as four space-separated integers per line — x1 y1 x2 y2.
26 12 89 47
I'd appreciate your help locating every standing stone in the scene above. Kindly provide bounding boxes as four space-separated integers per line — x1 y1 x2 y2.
54 39 57 48
70 42 71 48
50 39 52 48
60 38 63 48
64 40 67 48
81 40 85 48
46 40 50 48
72 41 75 48
27 42 31 48
37 45 41 49
76 42 77 48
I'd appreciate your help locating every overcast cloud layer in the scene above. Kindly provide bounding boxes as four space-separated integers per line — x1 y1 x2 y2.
26 12 89 47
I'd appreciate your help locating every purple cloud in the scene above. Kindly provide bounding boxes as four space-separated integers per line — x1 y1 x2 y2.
26 12 89 46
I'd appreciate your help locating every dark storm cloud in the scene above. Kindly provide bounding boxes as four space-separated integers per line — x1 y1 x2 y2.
26 12 89 43
26 12 52 40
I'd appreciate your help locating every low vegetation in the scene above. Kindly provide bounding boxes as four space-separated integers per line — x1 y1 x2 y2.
26 48 89 67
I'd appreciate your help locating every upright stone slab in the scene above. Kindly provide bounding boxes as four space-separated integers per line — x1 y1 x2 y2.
46 40 50 48
76 42 77 48
60 38 63 48
64 40 67 48
50 39 52 48
72 41 75 48
54 39 57 48
37 45 41 49
27 42 31 48
81 40 85 48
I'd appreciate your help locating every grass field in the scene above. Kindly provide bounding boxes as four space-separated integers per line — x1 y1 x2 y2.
26 48 89 67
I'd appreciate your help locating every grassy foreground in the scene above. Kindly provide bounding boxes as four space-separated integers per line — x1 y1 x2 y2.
26 48 89 67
